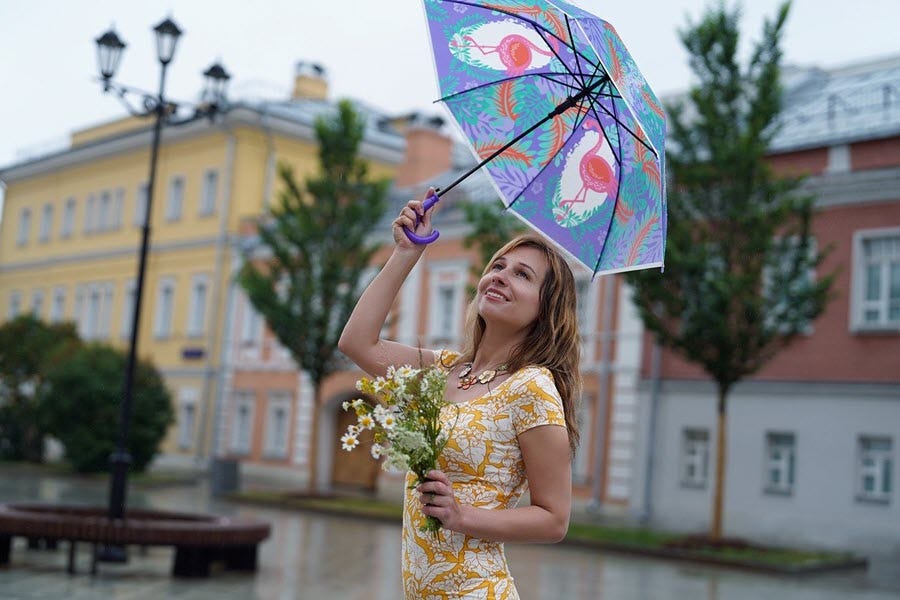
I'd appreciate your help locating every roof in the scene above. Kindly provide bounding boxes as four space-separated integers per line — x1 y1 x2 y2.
770 54 900 152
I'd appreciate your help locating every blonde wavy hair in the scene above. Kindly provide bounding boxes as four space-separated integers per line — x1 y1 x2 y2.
451 233 582 454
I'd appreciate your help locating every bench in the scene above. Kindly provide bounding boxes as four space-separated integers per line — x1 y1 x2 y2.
0 502 271 577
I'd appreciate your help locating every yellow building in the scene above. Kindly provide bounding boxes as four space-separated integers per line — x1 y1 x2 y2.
0 62 404 468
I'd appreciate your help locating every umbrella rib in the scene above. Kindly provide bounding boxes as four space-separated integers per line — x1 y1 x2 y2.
527 19 585 88
505 102 592 211
444 0 604 74
564 15 591 90
592 96 627 277
436 71 586 104
588 91 658 158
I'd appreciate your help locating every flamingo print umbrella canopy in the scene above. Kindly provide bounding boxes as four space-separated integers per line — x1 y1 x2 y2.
419 0 666 276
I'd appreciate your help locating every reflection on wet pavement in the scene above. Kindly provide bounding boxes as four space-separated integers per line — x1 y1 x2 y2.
0 467 897 599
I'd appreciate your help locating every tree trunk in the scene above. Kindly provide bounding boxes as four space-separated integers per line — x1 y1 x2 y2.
307 383 322 493
710 386 728 540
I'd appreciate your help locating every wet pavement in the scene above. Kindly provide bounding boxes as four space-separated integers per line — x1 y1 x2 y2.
1 465 898 599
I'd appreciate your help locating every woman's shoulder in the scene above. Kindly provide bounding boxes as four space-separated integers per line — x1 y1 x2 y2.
506 365 557 393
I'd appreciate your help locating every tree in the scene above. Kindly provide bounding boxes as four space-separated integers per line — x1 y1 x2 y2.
460 200 527 269
38 344 173 473
0 315 81 462
626 2 834 540
238 99 389 490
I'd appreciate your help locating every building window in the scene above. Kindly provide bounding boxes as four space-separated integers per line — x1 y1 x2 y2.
84 194 96 233
857 436 893 503
100 283 114 338
187 275 209 337
154 277 176 339
199 169 218 216
17 208 31 246
231 392 255 455
121 279 136 339
50 287 66 323
177 388 199 450
31 290 45 319
427 262 467 346
73 286 85 337
39 203 54 243
98 191 112 231
113 188 125 229
853 230 900 330
61 198 76 238
8 291 23 319
764 432 796 495
241 297 263 346
264 392 292 459
166 176 185 221
85 286 102 340
134 183 148 227
681 428 710 488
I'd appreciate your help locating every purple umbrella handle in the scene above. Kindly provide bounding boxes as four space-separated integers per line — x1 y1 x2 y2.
403 192 441 244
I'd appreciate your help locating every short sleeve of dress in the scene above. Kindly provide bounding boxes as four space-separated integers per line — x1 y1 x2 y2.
507 366 566 436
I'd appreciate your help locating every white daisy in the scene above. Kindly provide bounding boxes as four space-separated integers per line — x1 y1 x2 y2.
357 414 376 430
370 443 384 459
341 431 360 451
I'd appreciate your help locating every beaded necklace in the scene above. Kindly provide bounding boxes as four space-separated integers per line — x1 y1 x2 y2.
457 362 509 390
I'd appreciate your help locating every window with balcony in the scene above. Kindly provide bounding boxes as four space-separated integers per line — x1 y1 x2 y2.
853 229 900 331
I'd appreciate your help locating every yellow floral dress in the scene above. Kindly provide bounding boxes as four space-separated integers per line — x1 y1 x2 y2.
401 352 567 600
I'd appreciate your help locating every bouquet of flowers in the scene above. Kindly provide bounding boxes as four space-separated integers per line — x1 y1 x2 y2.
341 363 453 533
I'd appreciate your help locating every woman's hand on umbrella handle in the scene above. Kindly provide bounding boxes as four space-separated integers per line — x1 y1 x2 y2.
403 190 440 245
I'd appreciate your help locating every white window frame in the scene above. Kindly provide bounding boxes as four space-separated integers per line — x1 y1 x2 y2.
17 208 31 246
61 197 76 238
30 289 45 319
427 260 468 347
85 285 102 340
50 286 66 323
857 435 893 503
764 431 796 495
39 203 53 243
112 188 125 229
100 282 114 338
98 190 112 231
240 295 263 347
199 169 219 216
177 388 199 450
73 285 85 337
120 279 136 340
166 176 185 222
762 236 818 335
154 276 176 339
681 428 710 489
851 227 900 331
84 194 96 234
187 274 210 338
8 291 23 319
134 182 149 227
230 391 255 455
263 391 292 459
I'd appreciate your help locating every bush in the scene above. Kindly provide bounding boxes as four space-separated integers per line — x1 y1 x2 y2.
39 344 174 473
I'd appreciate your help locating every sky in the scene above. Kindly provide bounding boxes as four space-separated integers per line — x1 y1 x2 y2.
1 0 899 211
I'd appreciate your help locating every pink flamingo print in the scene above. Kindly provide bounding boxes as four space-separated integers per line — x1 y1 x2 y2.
559 119 616 212
458 33 553 75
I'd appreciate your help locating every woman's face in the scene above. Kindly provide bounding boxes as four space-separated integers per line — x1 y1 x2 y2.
476 245 550 334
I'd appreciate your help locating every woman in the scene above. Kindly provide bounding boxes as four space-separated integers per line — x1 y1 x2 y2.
338 189 581 600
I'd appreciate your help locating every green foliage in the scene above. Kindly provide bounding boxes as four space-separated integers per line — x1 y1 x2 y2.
0 316 81 462
460 200 527 277
626 1 834 396
38 344 173 473
238 99 390 388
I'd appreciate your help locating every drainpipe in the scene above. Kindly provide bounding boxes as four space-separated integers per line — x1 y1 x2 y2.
196 122 236 468
588 274 616 511
639 338 663 524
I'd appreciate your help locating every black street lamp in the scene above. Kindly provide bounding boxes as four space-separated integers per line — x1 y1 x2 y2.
94 16 230 563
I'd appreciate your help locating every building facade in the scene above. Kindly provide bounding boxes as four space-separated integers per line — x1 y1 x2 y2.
0 62 403 469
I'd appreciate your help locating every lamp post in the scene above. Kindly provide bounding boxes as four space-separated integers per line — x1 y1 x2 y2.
94 16 230 561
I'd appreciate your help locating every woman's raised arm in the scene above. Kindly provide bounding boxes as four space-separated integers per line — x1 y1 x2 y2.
338 191 439 376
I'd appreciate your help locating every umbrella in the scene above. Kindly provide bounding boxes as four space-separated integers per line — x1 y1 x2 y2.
406 0 666 276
